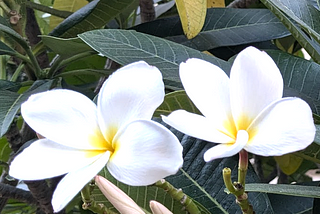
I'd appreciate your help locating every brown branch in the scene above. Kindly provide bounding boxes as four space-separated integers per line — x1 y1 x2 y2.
0 183 37 204
139 0 155 23
24 180 54 214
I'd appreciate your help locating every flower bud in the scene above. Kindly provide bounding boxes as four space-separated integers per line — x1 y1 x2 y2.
95 175 145 214
149 200 173 214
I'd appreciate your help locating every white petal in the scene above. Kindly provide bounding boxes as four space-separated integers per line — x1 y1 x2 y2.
180 58 236 137
97 61 164 142
9 139 104 180
52 151 110 212
107 120 183 186
245 97 315 156
204 130 249 162
21 89 106 150
230 46 283 130
162 110 234 143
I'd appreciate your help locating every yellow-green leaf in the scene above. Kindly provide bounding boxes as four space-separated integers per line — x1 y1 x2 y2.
176 0 207 39
154 90 200 117
49 0 88 30
274 153 303 175
207 0 225 8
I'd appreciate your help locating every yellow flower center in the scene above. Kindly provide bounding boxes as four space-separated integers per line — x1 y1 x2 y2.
88 125 120 159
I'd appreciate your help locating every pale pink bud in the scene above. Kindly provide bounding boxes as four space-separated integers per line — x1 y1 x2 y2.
149 200 173 214
95 175 145 214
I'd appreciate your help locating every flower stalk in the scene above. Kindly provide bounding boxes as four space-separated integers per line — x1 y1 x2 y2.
81 180 115 214
222 150 254 214
154 179 201 214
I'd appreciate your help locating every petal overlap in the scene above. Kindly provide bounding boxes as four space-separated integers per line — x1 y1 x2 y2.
97 61 165 141
108 120 183 186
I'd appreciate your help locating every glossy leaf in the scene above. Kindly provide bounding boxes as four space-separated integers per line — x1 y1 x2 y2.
50 0 137 38
154 90 200 117
246 183 320 198
41 36 94 58
0 80 54 137
133 8 290 51
261 0 320 64
0 24 29 51
294 143 320 164
175 0 207 39
265 50 320 115
79 29 231 90
0 41 16 55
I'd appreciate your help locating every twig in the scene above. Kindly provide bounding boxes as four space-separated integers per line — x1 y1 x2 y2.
139 0 155 23
227 0 259 8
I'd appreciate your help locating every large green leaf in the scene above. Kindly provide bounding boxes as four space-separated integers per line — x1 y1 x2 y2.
78 29 231 90
50 0 137 38
93 120 273 213
262 0 320 44
246 183 320 198
133 8 290 51
262 50 320 115
0 80 54 137
261 0 320 64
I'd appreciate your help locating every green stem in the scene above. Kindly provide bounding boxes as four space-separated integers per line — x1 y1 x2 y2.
238 149 249 186
10 62 24 81
222 150 254 214
0 55 7 79
24 47 42 79
49 51 96 78
81 180 117 214
155 179 201 214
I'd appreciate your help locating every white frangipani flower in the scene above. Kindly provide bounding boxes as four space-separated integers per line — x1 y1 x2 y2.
9 61 183 212
162 46 315 162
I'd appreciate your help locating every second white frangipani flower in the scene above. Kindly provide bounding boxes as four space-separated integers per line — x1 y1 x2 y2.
9 61 183 212
162 46 315 162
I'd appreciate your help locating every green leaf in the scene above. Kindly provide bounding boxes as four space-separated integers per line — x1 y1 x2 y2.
261 0 320 64
0 24 29 51
50 0 137 38
265 50 320 115
274 154 303 175
133 8 290 51
154 90 200 117
78 29 231 90
0 136 11 175
246 183 320 198
294 143 320 164
41 36 94 58
262 0 320 45
0 80 21 92
0 41 16 55
0 80 54 137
